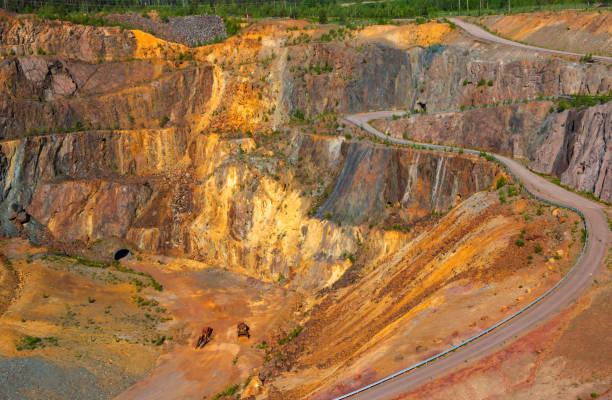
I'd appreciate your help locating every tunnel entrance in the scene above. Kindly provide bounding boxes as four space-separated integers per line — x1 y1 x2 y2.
114 249 130 261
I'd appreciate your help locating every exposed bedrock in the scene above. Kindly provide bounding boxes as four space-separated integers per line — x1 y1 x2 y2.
371 101 553 157
0 130 500 290
0 17 137 63
283 40 612 117
317 142 497 224
0 56 214 139
378 100 612 202
530 101 612 202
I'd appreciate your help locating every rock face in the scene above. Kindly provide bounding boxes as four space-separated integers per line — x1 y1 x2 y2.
530 102 612 202
318 142 496 223
374 97 612 201
282 38 612 118
371 101 553 157
0 56 213 139
0 128 500 290
0 17 136 63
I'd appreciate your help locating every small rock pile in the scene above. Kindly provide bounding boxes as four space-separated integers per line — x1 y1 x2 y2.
167 15 227 46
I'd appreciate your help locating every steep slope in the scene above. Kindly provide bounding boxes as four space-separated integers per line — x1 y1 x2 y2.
530 101 612 202
0 128 499 291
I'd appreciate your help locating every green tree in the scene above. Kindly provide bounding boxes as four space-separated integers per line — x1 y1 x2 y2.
318 8 327 24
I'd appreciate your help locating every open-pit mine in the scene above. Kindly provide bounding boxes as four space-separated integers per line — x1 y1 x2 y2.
0 6 610 400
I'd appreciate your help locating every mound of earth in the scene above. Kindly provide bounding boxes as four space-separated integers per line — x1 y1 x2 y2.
107 12 226 46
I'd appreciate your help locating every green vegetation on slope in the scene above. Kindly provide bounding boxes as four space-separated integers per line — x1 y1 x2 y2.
4 0 608 26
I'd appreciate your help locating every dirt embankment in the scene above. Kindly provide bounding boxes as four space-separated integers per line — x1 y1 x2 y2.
394 265 612 400
474 9 612 56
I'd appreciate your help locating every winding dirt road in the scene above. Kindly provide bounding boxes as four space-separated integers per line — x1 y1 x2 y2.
335 111 609 399
448 18 612 63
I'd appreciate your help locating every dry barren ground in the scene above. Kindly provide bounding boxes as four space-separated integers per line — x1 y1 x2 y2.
472 9 612 56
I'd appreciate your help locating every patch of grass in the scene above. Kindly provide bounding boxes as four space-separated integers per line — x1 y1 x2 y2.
212 384 239 400
15 335 58 351
243 376 252 389
278 324 303 345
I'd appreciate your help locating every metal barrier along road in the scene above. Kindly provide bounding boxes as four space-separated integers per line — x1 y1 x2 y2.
334 116 589 400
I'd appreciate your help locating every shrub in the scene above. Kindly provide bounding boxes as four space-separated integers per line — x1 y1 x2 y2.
159 115 169 127
278 324 303 345
213 384 239 400
496 176 507 189
507 186 519 197
487 80 494 86
477 78 486 87
318 9 327 24
515 238 525 247
16 335 42 351
534 243 542 253
292 109 305 121
224 18 241 36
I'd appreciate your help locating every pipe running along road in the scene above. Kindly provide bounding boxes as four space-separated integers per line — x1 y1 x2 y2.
333 111 609 399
